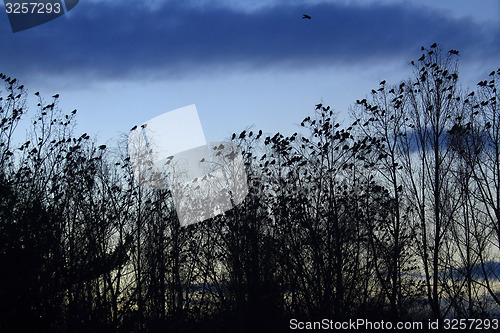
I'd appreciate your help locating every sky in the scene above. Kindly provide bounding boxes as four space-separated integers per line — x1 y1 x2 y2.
1 0 499 147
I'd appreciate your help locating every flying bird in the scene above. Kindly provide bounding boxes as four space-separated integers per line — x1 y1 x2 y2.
302 14 311 19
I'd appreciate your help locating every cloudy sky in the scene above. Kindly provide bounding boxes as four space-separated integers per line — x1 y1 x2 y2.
1 0 499 145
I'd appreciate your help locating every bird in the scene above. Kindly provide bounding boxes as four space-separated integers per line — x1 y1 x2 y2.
315 103 322 110
380 80 386 85
449 49 459 55
131 125 137 131
431 42 437 48
418 54 425 61
43 103 55 110
141 124 147 129
489 71 496 76
34 91 39 96
52 94 59 98
302 14 311 19
71 109 77 114
98 145 106 150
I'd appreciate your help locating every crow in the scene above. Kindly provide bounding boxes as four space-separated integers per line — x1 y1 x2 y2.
302 14 311 19
431 42 437 48
131 125 137 131
71 109 77 114
98 145 106 150
141 124 147 129
418 54 425 61
52 94 59 98
449 49 459 55
34 91 40 96
380 80 386 85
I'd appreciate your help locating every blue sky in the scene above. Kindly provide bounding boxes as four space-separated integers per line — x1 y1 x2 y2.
1 0 499 146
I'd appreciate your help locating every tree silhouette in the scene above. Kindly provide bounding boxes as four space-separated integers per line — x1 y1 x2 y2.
0 46 499 332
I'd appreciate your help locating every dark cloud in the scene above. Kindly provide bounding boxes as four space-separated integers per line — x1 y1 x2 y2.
0 1 498 81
